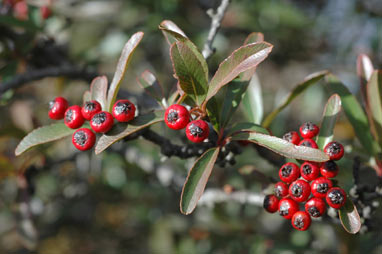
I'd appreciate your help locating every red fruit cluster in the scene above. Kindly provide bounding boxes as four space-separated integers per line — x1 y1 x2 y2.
264 122 347 231
164 104 210 143
48 97 136 151
5 0 52 21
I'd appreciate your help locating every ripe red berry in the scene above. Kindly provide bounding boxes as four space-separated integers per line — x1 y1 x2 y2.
320 160 339 178
186 120 209 143
13 1 28 20
274 182 289 199
299 122 319 139
90 111 114 133
49 97 68 120
64 105 85 129
81 100 102 120
300 161 320 181
72 128 96 151
40 6 52 19
324 141 344 161
263 194 279 213
112 99 136 123
278 198 299 219
279 162 300 183
289 179 311 203
311 177 333 198
283 131 301 145
305 197 326 218
164 104 190 130
326 187 347 209
291 211 311 231
298 139 318 149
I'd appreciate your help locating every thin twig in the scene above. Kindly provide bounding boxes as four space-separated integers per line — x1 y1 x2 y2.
202 0 231 59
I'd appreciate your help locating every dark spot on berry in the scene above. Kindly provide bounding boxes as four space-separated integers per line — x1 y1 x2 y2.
308 207 320 217
281 165 292 177
283 132 292 142
293 216 304 229
85 101 96 111
302 122 315 133
189 123 204 137
301 140 313 147
167 110 179 123
65 109 73 122
328 189 345 204
275 187 282 198
324 161 337 171
291 184 303 197
92 112 106 125
74 131 87 146
263 195 271 210
115 101 132 115
317 183 329 194
302 164 312 175
49 100 55 110
279 203 290 216
327 142 341 155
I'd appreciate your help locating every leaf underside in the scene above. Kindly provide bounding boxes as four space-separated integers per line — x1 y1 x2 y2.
366 71 382 146
338 198 361 234
90 76 108 110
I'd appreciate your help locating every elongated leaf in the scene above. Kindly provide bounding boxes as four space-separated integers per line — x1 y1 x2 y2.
83 90 91 104
205 42 273 103
367 71 382 146
180 147 220 214
357 54 374 89
226 122 269 137
241 32 264 81
106 32 144 111
95 110 164 154
231 132 329 162
325 74 381 155
316 94 342 149
263 71 328 128
242 74 264 124
90 76 108 110
159 20 188 45
137 70 165 107
15 123 74 156
170 41 208 105
206 97 221 133
339 198 361 234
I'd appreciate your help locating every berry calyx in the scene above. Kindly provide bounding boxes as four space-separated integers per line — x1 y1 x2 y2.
81 100 102 120
320 160 339 178
324 141 344 161
64 105 85 129
49 97 68 120
311 177 333 198
326 187 347 209
279 162 300 183
186 120 209 143
298 139 318 149
72 128 96 151
305 197 326 218
90 111 114 133
278 198 299 220
263 194 279 213
300 161 320 181
164 104 190 130
289 179 311 203
112 99 136 123
274 182 289 199
291 211 311 231
283 131 301 145
299 122 319 139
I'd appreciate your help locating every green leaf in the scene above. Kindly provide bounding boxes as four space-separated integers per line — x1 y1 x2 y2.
15 123 74 156
263 71 328 128
206 97 221 134
241 32 265 81
226 122 269 137
90 76 108 110
95 110 164 154
205 42 273 104
242 73 263 124
367 71 382 146
231 132 329 162
137 70 165 107
339 198 361 234
106 32 144 111
325 74 381 155
0 15 40 31
170 41 209 106
180 147 220 215
316 94 342 149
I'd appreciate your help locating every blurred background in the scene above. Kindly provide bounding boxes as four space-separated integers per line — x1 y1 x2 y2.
0 0 381 253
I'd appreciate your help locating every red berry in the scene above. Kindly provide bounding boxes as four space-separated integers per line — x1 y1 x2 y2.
279 162 300 183
282 131 300 145
13 1 28 20
311 177 333 198
186 120 209 143
81 100 102 120
278 198 299 220
300 161 320 181
40 6 51 19
291 211 311 231
72 128 95 151
112 99 136 123
90 111 114 133
274 182 289 199
164 104 190 130
299 122 319 139
326 187 347 209
305 197 326 218
320 160 339 178
49 97 68 120
324 141 344 161
263 194 279 213
64 105 85 129
298 139 318 149
289 179 311 203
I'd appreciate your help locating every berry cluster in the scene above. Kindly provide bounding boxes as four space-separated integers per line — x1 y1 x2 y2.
263 122 347 231
164 104 210 143
48 97 136 151
3 0 52 21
